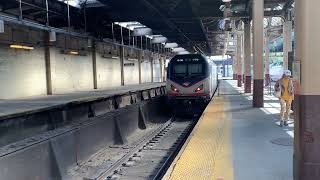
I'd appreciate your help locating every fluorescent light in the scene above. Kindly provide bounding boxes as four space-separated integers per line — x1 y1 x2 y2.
10 44 34 50
69 51 79 55
128 58 138 61
101 53 119 59
60 49 81 55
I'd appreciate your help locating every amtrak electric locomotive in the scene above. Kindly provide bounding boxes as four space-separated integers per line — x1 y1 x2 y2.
166 54 218 115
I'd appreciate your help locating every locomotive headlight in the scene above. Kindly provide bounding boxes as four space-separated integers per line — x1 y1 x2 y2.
171 85 179 93
194 84 204 92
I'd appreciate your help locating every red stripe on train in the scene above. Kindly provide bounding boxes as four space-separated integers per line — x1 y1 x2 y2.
167 93 209 97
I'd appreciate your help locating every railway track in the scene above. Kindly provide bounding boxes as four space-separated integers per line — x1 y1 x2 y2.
83 116 197 180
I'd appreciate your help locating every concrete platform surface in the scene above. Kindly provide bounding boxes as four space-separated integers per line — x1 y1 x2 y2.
0 83 165 120
164 80 293 180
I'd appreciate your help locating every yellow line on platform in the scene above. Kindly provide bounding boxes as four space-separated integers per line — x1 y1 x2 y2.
165 96 234 180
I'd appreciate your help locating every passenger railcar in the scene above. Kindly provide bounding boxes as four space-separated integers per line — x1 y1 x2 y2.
166 54 218 115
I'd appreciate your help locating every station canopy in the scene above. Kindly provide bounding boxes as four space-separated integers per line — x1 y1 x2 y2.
1 0 294 55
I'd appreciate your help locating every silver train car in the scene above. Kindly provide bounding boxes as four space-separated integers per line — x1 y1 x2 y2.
166 54 218 115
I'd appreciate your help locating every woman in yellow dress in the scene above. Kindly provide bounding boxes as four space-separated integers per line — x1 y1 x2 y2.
274 70 294 127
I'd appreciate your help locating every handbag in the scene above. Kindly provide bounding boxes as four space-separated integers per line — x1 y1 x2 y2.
274 90 281 98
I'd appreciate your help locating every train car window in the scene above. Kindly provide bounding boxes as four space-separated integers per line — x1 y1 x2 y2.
173 64 187 76
172 63 205 78
188 64 203 76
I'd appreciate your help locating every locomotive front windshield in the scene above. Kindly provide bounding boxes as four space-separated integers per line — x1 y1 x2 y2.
171 57 206 78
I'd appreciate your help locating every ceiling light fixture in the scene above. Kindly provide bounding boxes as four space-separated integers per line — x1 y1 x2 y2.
10 44 34 50
164 43 178 48
177 51 190 55
172 47 186 52
151 36 168 44
132 27 153 36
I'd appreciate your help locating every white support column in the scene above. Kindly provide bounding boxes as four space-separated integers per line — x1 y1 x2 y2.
236 33 242 87
265 31 270 86
241 32 245 84
283 20 292 70
244 20 252 93
294 1 320 180
252 0 264 107
232 55 237 80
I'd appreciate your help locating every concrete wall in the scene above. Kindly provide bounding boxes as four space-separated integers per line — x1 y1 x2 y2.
141 59 152 83
50 48 94 94
153 58 162 82
0 22 164 99
0 45 47 99
96 55 121 88
123 58 139 85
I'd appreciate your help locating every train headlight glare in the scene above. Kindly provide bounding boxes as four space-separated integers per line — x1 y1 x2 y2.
171 85 179 93
195 84 204 92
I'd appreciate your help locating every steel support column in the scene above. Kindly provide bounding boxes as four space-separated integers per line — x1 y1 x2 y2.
160 56 164 82
244 20 252 93
138 50 142 84
252 0 264 107
120 46 125 86
92 41 98 89
294 0 320 179
151 54 154 83
232 55 237 80
44 31 52 95
237 34 243 87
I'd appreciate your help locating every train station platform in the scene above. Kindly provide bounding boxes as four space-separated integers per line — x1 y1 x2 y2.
164 80 293 180
0 83 164 120
0 83 165 147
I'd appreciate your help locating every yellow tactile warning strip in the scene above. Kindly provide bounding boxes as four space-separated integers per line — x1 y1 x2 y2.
164 96 234 180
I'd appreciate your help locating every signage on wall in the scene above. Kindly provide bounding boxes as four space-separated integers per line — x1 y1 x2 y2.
124 63 135 67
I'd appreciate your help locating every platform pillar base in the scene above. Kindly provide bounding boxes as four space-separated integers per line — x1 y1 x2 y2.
253 79 264 107
237 75 242 87
294 95 320 180
233 74 237 80
245 76 251 93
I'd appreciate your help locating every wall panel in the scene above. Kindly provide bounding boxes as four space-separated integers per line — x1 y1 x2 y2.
123 58 139 85
0 45 46 99
141 59 152 83
96 54 121 88
50 48 93 93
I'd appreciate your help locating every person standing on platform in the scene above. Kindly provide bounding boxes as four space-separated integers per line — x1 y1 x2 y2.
274 70 294 127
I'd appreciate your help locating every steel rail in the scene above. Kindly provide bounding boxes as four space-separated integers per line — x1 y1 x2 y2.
96 118 174 180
